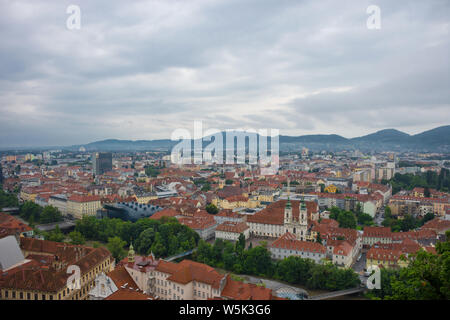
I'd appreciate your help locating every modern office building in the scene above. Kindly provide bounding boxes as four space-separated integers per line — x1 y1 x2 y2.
97 202 163 222
92 152 113 175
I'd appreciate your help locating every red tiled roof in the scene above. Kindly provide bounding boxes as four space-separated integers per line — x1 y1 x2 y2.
367 247 404 262
0 212 33 236
120 255 159 273
157 260 224 289
1 238 112 293
247 200 318 226
105 288 153 300
178 215 216 230
216 221 249 234
149 208 179 220
216 209 240 219
221 274 275 300
363 226 392 238
68 194 101 202
107 265 138 288
225 195 248 202
421 218 450 233
270 232 326 254
391 229 436 241
333 241 353 256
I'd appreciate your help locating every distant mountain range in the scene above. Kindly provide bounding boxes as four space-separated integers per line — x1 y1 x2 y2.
66 125 450 153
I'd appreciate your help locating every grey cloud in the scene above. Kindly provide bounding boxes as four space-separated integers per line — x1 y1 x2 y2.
0 0 449 146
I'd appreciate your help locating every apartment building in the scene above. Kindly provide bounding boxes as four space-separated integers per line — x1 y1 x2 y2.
268 232 326 263
0 238 114 300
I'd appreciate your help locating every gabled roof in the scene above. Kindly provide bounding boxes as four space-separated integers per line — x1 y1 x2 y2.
221 274 274 300
107 265 138 288
270 232 326 254
247 200 318 226
149 208 179 220
156 259 224 289
363 226 392 238
105 288 153 300
333 241 353 256
216 221 249 234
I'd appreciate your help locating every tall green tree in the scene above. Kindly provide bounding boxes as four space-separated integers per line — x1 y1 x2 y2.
46 225 65 242
337 210 357 229
388 249 449 300
68 231 85 245
19 201 42 222
205 203 219 214
107 236 127 262
40 205 63 224
136 228 155 255
0 189 19 208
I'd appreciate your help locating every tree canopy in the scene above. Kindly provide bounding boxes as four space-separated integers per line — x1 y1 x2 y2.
75 216 199 258
205 203 219 214
387 169 450 194
19 202 63 225
0 189 19 208
367 231 450 300
193 238 360 291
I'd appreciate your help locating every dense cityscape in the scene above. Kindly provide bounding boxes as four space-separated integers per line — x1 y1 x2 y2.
1 141 449 301
0 0 449 311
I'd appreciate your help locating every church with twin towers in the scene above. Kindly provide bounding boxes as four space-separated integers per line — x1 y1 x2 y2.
283 180 310 241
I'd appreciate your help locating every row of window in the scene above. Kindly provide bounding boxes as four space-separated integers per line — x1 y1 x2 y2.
1 259 110 300
194 289 208 299
1 291 52 300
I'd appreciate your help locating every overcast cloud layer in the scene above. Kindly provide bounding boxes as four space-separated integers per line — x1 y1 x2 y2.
0 0 449 147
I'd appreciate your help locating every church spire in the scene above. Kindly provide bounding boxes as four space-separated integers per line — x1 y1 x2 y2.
128 242 135 263
286 177 291 208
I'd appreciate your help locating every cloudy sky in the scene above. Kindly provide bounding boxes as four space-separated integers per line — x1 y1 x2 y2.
0 0 449 147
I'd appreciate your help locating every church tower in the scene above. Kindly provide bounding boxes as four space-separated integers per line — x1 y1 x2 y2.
128 242 135 263
299 200 308 225
284 178 292 224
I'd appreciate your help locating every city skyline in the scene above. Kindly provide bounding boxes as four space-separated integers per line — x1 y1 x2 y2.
0 124 448 150
0 0 449 147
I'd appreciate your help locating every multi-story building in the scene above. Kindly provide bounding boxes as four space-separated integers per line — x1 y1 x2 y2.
332 241 354 267
268 232 326 263
0 237 114 300
388 195 450 218
66 194 102 219
92 152 113 176
213 195 260 210
213 209 244 225
178 215 217 240
48 194 68 215
247 199 318 241
215 221 250 241
0 212 34 239
362 226 393 247
152 259 279 300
